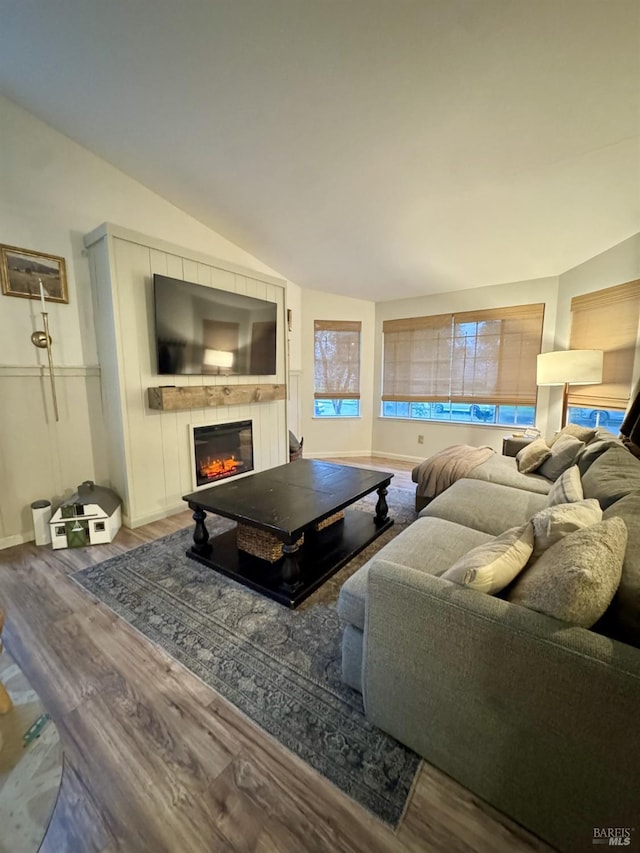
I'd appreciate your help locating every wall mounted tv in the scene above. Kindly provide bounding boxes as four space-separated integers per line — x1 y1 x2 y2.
153 274 277 376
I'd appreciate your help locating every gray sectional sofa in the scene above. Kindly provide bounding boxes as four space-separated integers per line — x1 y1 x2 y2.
337 428 640 853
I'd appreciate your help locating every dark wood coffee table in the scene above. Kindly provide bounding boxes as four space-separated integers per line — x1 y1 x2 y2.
182 459 394 607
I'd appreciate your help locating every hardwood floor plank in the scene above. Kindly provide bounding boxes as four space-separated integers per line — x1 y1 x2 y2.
60 690 232 853
398 763 551 853
0 457 551 852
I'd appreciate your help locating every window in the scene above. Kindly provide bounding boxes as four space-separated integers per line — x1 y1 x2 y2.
381 304 544 426
314 320 361 417
567 280 640 423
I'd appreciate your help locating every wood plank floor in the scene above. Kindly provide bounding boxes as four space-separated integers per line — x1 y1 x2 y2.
0 456 553 852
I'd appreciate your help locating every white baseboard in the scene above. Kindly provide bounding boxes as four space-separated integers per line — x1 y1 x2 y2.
307 449 425 464
0 531 33 551
306 449 373 459
371 451 425 463
124 502 189 529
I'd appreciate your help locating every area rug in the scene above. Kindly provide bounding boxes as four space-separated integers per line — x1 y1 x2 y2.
71 486 420 827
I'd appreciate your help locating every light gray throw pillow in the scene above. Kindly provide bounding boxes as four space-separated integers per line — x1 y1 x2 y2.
544 465 584 508
516 438 551 474
441 522 534 594
507 518 627 627
547 423 597 447
537 434 585 481
531 498 602 557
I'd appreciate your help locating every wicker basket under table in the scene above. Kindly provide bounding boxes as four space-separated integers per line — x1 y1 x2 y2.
236 508 344 562
237 524 304 563
313 510 345 531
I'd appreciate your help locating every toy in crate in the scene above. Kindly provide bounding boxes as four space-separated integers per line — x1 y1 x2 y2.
49 481 121 549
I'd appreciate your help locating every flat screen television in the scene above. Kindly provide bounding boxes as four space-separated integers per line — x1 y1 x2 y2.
153 274 277 376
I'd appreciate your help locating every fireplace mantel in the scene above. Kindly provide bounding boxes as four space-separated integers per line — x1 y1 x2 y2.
148 383 286 412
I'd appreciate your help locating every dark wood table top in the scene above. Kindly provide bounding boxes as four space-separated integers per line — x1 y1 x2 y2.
183 459 393 536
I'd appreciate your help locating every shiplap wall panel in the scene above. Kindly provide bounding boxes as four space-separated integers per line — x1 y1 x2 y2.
164 251 195 505
0 372 106 547
149 249 185 509
113 239 167 522
89 239 131 513
85 224 288 528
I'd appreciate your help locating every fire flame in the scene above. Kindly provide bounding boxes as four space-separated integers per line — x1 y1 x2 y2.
198 454 241 482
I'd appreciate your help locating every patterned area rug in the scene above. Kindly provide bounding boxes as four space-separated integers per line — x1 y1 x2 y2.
72 486 420 826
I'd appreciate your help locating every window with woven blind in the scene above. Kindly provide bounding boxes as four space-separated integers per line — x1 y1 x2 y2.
568 280 640 410
382 303 544 406
382 314 453 401
314 320 361 400
450 304 545 406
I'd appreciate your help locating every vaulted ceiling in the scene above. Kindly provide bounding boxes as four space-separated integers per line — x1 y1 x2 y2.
1 0 638 301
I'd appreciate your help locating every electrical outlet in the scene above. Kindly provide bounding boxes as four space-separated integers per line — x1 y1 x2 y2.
418 435 424 444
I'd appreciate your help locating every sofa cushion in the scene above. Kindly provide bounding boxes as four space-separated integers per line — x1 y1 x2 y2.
536 434 585 481
516 438 552 473
581 444 640 509
547 423 597 447
603 493 640 647
544 465 583 507
441 522 534 594
420 479 546 536
576 435 623 476
531 498 602 557
507 518 627 627
465 454 552 494
336 517 492 630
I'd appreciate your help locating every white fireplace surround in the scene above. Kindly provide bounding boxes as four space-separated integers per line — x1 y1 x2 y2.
84 223 289 528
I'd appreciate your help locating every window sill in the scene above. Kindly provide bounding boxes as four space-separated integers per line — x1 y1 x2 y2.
377 416 509 429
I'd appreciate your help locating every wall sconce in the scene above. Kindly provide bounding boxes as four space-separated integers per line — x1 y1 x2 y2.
30 279 59 421
537 349 603 427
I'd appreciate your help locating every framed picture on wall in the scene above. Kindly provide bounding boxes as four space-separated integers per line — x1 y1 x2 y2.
0 243 68 303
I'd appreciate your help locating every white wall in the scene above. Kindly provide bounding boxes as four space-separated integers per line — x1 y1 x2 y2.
372 277 560 460
0 95 296 547
300 289 376 456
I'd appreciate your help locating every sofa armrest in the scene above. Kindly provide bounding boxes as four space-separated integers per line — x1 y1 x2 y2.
363 559 640 853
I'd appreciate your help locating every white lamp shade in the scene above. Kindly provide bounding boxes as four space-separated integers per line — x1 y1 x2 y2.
537 350 603 386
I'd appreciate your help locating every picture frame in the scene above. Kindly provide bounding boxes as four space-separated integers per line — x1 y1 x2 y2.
0 243 68 304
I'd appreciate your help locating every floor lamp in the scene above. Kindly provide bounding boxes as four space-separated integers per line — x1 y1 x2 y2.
537 350 604 427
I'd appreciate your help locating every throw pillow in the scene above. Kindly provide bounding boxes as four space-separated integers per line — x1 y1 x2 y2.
441 522 534 594
531 498 602 557
507 518 627 627
537 434 585 481
581 444 640 510
516 438 551 474
544 465 584 508
547 423 597 447
577 436 623 476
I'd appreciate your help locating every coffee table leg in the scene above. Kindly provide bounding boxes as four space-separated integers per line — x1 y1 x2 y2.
374 484 390 526
280 539 302 591
191 506 211 556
